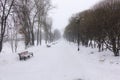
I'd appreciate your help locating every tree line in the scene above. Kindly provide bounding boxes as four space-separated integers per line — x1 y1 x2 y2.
0 0 61 53
64 0 120 56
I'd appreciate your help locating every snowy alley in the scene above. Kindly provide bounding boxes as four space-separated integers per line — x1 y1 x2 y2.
0 40 120 80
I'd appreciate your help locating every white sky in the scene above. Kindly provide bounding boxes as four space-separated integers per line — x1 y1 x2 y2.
49 0 101 31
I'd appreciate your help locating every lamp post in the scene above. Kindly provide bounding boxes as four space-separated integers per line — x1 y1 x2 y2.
76 17 80 51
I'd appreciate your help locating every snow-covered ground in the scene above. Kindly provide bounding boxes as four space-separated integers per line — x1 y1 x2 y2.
0 40 120 80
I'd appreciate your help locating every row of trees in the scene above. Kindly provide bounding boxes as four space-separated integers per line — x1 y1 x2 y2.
0 0 61 53
64 0 120 56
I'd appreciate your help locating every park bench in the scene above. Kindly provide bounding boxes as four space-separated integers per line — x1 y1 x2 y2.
18 51 33 60
46 44 51 48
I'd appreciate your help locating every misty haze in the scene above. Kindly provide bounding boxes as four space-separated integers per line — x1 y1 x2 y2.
0 0 120 80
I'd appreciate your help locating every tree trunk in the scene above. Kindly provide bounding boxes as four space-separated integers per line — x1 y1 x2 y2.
37 26 40 46
112 38 119 56
31 30 34 45
15 33 18 52
0 39 3 52
40 26 42 45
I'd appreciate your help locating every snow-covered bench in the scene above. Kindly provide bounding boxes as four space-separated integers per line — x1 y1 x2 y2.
46 44 51 48
18 51 33 60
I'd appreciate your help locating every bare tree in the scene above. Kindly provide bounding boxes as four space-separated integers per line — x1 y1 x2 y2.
64 0 120 56
43 17 53 44
0 0 14 52
35 0 52 45
53 29 61 41
13 0 38 48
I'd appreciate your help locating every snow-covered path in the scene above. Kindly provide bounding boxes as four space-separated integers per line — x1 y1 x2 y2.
1 40 120 80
